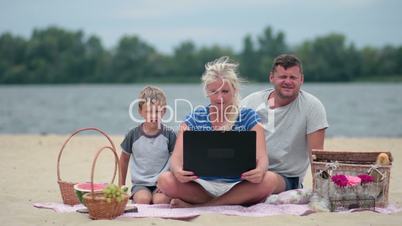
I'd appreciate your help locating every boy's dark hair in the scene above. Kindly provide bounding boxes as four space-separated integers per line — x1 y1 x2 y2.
271 54 303 74
138 86 167 110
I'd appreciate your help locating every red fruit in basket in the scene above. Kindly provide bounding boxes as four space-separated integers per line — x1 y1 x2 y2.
75 182 108 191
74 182 108 204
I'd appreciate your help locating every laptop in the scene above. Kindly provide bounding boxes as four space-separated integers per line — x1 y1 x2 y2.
183 131 256 178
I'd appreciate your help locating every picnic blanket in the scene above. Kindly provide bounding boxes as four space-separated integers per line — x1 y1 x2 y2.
33 189 402 219
33 202 402 219
33 202 312 219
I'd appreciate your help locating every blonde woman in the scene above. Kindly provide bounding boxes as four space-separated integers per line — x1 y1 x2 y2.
158 57 281 208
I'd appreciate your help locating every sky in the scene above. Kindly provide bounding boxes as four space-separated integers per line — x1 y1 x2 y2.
1 0 401 53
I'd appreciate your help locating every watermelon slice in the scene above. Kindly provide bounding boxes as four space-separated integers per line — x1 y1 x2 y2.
74 182 108 204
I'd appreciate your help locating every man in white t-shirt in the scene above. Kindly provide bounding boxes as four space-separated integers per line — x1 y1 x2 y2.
242 54 328 194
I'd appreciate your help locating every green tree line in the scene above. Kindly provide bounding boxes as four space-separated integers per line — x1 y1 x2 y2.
1 26 401 84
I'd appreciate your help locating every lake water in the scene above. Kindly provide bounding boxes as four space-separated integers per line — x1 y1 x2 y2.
1 83 402 137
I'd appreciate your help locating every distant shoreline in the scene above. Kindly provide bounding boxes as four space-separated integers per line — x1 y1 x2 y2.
1 79 402 86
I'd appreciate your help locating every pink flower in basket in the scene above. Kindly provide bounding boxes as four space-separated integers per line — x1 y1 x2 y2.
332 174 365 187
331 174 348 187
357 174 374 184
345 175 361 186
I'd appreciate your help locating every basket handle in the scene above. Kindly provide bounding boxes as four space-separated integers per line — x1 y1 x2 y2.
57 127 117 183
89 146 122 199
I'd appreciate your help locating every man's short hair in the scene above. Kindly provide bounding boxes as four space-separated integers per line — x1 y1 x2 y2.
271 54 303 75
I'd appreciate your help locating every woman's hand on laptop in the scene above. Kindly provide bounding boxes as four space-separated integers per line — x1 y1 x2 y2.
240 167 265 183
173 168 198 183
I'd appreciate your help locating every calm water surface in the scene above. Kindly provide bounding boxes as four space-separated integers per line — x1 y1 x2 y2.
1 83 401 137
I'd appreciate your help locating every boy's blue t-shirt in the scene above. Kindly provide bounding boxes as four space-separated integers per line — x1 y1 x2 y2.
120 123 176 187
183 105 261 182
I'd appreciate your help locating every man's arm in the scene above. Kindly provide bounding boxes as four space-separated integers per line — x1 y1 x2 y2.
307 128 326 162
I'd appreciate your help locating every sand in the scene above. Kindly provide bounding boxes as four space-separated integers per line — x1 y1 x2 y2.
0 135 401 226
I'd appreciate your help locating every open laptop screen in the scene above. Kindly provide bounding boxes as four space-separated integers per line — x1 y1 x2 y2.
183 131 256 178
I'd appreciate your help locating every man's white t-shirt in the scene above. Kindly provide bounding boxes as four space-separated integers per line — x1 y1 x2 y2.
242 89 328 179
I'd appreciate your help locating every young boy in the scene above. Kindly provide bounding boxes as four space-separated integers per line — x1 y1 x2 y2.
120 86 176 204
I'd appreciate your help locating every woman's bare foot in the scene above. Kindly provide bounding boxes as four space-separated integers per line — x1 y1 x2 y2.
170 199 193 208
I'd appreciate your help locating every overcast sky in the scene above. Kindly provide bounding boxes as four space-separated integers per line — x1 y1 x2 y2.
1 0 401 53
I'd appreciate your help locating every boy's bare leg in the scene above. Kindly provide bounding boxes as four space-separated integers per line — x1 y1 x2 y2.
152 189 171 204
133 189 152 204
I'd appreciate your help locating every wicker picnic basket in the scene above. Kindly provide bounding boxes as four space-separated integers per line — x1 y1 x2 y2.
311 150 393 209
57 127 117 205
83 146 128 220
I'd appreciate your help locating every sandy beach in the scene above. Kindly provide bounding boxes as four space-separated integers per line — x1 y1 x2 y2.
1 135 401 226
